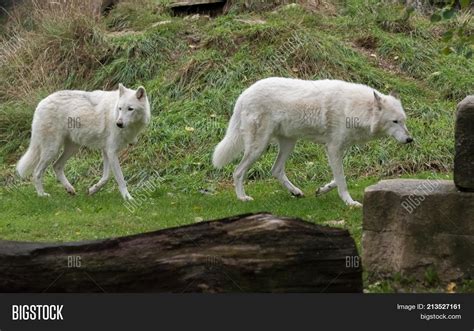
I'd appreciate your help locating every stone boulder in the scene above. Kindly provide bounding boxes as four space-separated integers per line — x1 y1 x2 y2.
454 95 474 192
362 179 474 282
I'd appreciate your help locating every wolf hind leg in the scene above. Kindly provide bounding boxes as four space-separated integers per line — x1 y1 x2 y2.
233 123 271 201
271 137 303 197
53 140 80 195
33 142 62 197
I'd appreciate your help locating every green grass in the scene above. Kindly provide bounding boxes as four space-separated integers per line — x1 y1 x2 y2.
0 171 450 244
0 176 367 243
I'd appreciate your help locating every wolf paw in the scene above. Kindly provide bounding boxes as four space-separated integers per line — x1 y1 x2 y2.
38 192 50 197
88 186 98 196
316 187 331 196
238 195 254 202
65 186 76 195
124 193 134 201
346 200 363 208
316 184 336 196
290 189 304 197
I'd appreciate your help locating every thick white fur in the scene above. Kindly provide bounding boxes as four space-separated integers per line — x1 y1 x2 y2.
213 77 412 207
17 84 151 200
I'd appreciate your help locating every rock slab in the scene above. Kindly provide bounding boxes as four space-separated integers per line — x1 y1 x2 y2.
363 179 474 282
454 95 474 191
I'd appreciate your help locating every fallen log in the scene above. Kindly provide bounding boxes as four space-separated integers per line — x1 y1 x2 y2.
0 213 362 292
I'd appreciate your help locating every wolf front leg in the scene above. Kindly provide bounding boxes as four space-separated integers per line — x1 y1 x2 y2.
106 150 133 201
88 150 110 195
326 144 362 208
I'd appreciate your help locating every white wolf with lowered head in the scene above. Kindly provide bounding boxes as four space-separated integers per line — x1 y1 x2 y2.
213 77 412 207
17 84 151 200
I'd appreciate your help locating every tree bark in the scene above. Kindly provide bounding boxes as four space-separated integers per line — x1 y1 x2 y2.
0 213 362 293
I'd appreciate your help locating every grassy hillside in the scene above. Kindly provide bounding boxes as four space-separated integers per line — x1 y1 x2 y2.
1 0 472 183
0 0 472 291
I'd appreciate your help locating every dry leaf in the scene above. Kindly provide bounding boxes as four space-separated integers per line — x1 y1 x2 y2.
446 282 456 293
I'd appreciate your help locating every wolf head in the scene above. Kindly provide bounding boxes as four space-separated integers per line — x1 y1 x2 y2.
370 91 413 144
115 83 151 129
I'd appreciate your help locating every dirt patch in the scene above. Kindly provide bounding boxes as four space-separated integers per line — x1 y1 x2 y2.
351 40 402 76
354 35 378 50
171 1 226 17
299 0 337 15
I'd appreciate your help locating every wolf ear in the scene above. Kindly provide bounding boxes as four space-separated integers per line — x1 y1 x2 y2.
373 91 383 111
389 90 400 99
118 83 126 96
136 86 146 100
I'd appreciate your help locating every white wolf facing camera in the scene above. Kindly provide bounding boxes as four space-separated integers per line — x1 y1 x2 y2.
213 77 413 207
16 84 151 200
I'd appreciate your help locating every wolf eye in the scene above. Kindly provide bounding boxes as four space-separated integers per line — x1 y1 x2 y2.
119 107 122 111
128 107 134 111
393 120 399 124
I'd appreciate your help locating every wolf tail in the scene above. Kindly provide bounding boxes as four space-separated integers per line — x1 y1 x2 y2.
16 140 40 178
212 99 244 169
